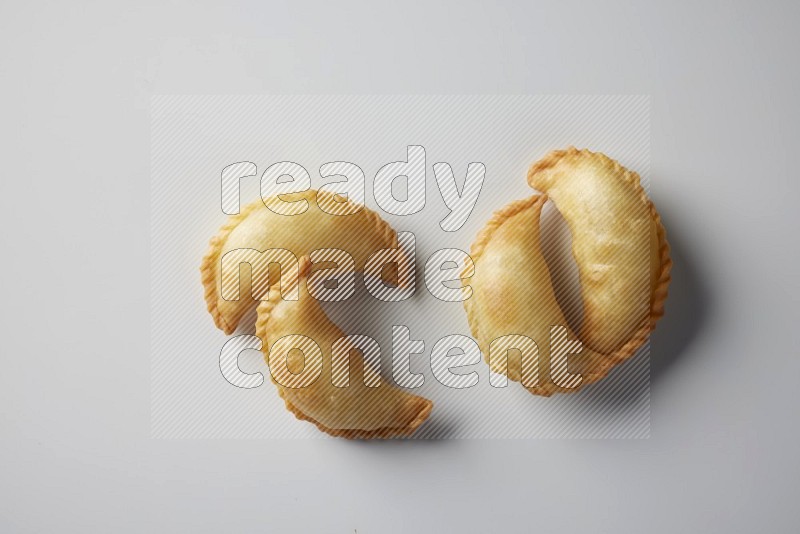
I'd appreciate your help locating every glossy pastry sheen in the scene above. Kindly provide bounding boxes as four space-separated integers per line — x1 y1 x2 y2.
201 190 401 334
255 257 433 438
528 148 671 356
463 195 615 396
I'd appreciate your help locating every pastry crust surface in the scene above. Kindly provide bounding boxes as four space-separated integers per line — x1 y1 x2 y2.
255 257 433 439
528 148 671 357
463 195 616 396
201 190 401 334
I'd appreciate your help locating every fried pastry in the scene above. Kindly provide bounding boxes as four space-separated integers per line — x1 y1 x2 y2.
255 257 433 438
463 195 615 396
201 190 403 334
528 148 671 356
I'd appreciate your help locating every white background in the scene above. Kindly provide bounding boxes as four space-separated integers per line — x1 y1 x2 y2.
2 1 799 532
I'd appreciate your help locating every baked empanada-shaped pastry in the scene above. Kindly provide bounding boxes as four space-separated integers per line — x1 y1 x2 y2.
202 190 403 334
464 195 615 396
528 148 671 356
255 257 433 438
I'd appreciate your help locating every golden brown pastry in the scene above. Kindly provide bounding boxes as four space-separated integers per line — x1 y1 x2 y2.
201 190 403 334
528 148 671 357
463 195 616 396
255 257 433 438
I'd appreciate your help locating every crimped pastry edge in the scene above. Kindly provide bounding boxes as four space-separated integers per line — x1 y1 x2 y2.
277 389 434 440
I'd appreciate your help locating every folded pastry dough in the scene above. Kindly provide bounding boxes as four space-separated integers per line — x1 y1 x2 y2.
201 190 403 334
463 195 616 396
255 257 433 438
528 148 671 356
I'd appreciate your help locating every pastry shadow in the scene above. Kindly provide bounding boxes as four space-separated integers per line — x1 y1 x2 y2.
649 205 711 383
342 415 460 445
408 411 460 440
